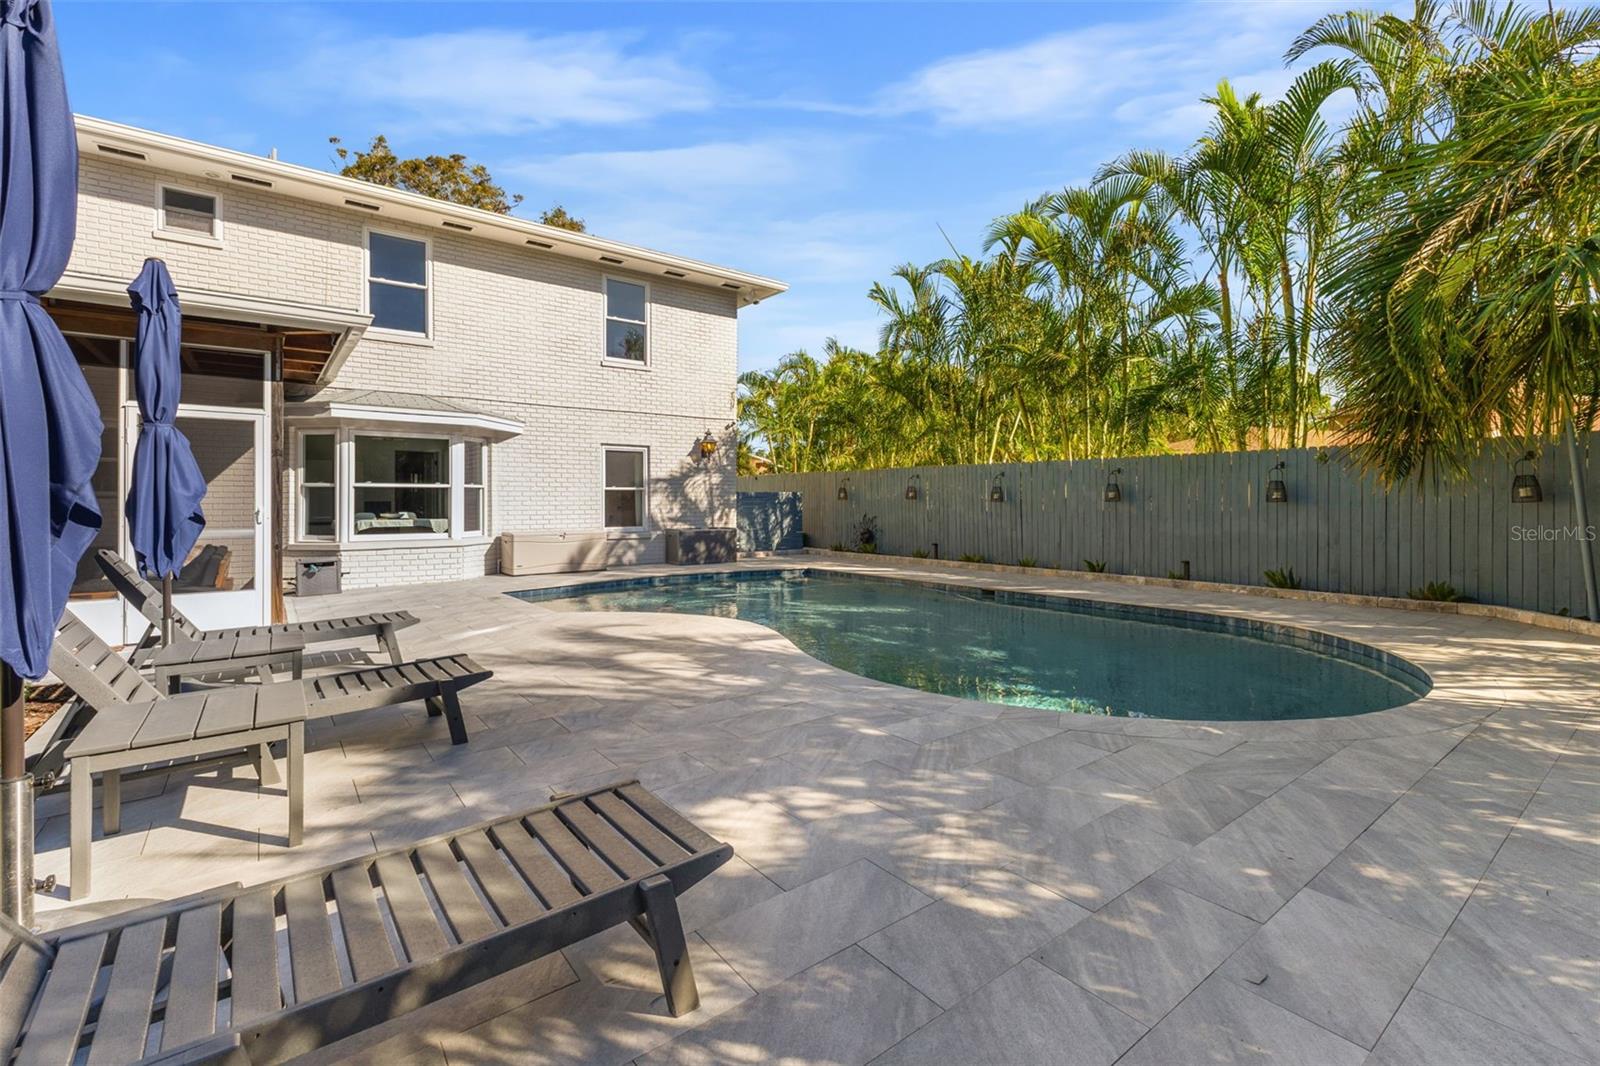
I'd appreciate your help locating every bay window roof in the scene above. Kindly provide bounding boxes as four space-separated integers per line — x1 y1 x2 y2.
285 387 522 439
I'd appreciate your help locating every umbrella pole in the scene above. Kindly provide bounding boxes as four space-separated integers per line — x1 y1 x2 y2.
0 664 34 926
163 574 173 645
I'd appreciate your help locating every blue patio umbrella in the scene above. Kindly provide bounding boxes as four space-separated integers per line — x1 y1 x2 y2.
125 258 205 644
0 0 102 921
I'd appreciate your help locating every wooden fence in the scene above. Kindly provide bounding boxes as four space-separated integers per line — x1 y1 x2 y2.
738 439 1599 617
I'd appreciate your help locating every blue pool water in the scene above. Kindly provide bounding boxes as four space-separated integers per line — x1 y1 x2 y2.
516 571 1427 721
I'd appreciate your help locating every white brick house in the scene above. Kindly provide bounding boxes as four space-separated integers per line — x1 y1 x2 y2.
53 117 784 643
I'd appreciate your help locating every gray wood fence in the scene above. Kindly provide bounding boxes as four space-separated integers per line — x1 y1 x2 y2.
738 439 1599 617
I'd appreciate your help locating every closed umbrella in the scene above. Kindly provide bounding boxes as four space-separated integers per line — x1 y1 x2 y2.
125 258 205 645
0 0 102 924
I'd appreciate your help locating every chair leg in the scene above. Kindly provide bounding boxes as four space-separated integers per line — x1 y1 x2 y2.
380 623 405 665
70 762 92 901
252 742 282 787
439 687 469 745
286 724 304 847
639 874 698 1017
102 768 121 835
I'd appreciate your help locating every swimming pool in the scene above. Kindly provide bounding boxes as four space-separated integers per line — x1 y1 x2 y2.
512 570 1429 721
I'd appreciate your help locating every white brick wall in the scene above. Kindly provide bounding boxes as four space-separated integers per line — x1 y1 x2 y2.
72 156 744 592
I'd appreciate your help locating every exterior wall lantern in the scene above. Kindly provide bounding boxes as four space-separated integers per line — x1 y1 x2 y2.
696 430 718 459
989 472 1006 503
837 477 851 501
905 474 921 501
1265 461 1289 503
1512 452 1543 503
1103 468 1123 503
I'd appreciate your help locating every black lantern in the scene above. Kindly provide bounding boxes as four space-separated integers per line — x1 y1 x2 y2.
1265 461 1288 504
1103 468 1123 503
1512 452 1543 503
697 430 718 459
989 472 1006 503
837 477 850 501
905 474 921 501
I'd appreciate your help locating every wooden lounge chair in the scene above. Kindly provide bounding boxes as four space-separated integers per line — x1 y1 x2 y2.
94 549 418 671
36 613 491 898
0 781 731 1064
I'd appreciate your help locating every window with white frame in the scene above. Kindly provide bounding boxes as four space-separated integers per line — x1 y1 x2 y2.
353 434 450 535
603 278 648 364
300 433 336 539
158 186 220 239
603 447 647 528
367 232 429 336
462 441 486 535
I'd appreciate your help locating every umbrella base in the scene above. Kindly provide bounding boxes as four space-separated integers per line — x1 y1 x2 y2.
0 774 35 927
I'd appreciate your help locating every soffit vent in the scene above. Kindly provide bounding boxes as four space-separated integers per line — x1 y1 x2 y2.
343 198 380 212
96 143 145 160
441 220 472 231
598 255 624 265
526 239 553 249
663 270 688 278
230 173 272 188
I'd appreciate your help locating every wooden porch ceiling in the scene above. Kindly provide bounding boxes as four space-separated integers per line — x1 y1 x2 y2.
45 300 340 385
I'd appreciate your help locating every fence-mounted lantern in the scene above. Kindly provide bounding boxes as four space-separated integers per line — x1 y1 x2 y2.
1512 452 1543 503
989 472 1006 503
905 474 921 501
837 477 851 501
1265 461 1289 504
696 430 718 459
1103 468 1123 503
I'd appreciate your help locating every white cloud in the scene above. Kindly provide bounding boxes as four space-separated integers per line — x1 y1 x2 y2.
283 30 713 134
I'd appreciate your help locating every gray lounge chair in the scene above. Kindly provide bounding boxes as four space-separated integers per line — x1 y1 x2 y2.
94 549 418 671
0 780 730 1064
39 612 491 898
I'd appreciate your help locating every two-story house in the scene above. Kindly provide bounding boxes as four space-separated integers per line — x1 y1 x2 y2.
53 117 785 645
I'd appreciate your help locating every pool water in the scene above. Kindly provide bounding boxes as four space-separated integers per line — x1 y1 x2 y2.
522 571 1426 721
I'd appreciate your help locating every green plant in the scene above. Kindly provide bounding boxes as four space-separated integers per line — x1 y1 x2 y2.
911 548 930 559
1263 567 1302 589
1409 581 1468 603
855 513 880 551
856 542 879 554
1081 559 1108 573
1166 569 1187 581
1017 557 1037 568
828 542 847 553
958 552 986 563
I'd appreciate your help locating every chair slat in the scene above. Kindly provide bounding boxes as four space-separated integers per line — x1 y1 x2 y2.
557 801 656 880
131 693 207 748
527 811 623 893
620 783 720 853
227 889 281 1027
329 866 398 983
193 687 257 739
590 792 685 866
453 831 544 925
159 904 222 1052
415 843 497 944
0 942 50 1055
373 855 449 963
84 918 165 1066
283 877 342 1004
489 823 583 909
16 933 105 1065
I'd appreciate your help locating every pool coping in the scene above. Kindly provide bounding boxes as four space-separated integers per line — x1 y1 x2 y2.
499 556 1589 744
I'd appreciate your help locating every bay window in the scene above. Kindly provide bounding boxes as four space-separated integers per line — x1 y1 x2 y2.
300 433 336 539
354 435 450 535
295 429 490 543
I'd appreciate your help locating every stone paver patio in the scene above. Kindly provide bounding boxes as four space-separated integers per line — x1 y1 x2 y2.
32 558 1600 1065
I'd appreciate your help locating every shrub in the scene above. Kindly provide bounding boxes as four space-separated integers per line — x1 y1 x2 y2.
856 542 878 554
828 542 848 552
911 548 930 559
1409 581 1468 602
958 552 986 563
1081 559 1108 573
1017 557 1037 568
1263 567 1301 589
1166 569 1188 581
855 513 880 551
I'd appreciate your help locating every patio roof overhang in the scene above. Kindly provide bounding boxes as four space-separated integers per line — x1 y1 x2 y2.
283 387 523 439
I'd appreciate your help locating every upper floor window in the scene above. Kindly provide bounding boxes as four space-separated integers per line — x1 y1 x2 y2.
367 232 430 336
158 186 220 241
604 277 648 365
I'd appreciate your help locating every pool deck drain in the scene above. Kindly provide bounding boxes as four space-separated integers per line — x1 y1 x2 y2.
32 558 1600 1065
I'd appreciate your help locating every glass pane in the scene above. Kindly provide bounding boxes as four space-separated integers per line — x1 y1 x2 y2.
463 441 485 485
369 232 427 285
303 485 335 538
605 319 646 362
180 347 266 409
604 449 644 488
303 433 335 483
68 339 120 597
605 278 646 322
605 488 642 528
174 415 257 593
354 486 449 534
464 486 484 534
370 281 427 334
163 188 215 234
355 435 447 484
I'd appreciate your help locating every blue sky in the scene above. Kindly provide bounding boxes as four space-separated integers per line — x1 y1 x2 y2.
56 1 1369 372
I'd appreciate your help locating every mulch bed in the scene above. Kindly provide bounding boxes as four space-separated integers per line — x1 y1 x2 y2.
23 683 69 740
